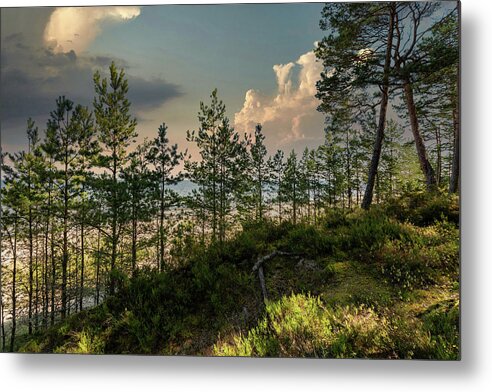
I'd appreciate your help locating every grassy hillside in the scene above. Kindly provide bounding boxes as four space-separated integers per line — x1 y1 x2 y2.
19 192 459 359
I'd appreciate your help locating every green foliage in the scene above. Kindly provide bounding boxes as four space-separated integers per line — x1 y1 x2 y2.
378 241 434 292
322 208 349 229
384 192 459 226
338 211 411 256
279 224 334 257
220 230 262 265
59 329 105 354
18 195 459 358
421 299 460 360
185 89 249 244
214 293 433 358
376 221 459 294
281 150 302 224
242 124 269 221
320 261 393 310
147 122 185 270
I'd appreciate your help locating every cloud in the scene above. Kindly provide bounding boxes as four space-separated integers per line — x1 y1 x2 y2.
234 48 325 152
44 7 141 53
1 30 181 149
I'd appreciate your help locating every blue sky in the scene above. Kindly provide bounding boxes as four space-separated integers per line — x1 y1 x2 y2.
0 2 458 157
1 4 326 156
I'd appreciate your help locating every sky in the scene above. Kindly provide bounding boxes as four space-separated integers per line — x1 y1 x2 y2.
0 3 326 157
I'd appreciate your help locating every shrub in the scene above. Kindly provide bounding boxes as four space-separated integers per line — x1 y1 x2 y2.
385 192 459 227
213 293 432 358
63 329 105 354
377 224 459 293
378 240 434 293
221 230 262 265
279 224 334 257
322 208 349 229
421 299 460 360
339 212 410 257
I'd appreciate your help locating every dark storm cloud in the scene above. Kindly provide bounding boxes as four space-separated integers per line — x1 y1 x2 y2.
128 77 182 111
88 55 130 69
1 9 182 149
1 33 181 121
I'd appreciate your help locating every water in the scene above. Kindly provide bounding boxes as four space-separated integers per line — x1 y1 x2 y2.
168 180 197 196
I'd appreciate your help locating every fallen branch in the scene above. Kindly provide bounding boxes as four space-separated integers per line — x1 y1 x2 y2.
252 251 301 272
252 251 304 303
257 265 268 302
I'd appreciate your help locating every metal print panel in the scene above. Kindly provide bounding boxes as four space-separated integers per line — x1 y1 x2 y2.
0 1 460 358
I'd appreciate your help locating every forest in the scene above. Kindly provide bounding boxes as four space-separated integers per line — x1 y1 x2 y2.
0 2 459 358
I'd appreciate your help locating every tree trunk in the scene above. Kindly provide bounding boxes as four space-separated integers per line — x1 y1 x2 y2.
292 180 297 225
212 150 217 243
346 132 352 209
131 211 137 274
34 237 39 332
355 161 360 205
449 106 460 194
43 196 50 329
28 205 33 334
79 212 85 311
95 225 101 306
403 78 437 190
74 226 79 313
219 164 225 245
258 168 263 221
50 222 55 326
277 177 282 224
434 125 442 186
46 164 55 326
307 182 311 223
131 181 138 275
361 4 395 210
110 150 118 295
159 178 165 271
252 251 304 303
61 167 69 319
67 253 72 316
9 219 18 352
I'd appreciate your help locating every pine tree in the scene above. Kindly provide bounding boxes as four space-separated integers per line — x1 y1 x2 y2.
299 148 311 219
282 150 301 224
318 127 345 208
413 9 459 193
268 150 285 223
122 141 153 274
306 149 322 223
391 3 456 190
147 123 185 271
93 62 137 294
2 121 45 347
45 97 97 318
378 120 404 200
316 2 397 209
186 89 247 245
72 106 98 311
3 120 44 333
249 124 269 221
24 119 42 333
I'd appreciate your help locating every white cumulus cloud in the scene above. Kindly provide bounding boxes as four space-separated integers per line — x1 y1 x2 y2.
234 48 325 152
44 6 141 53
